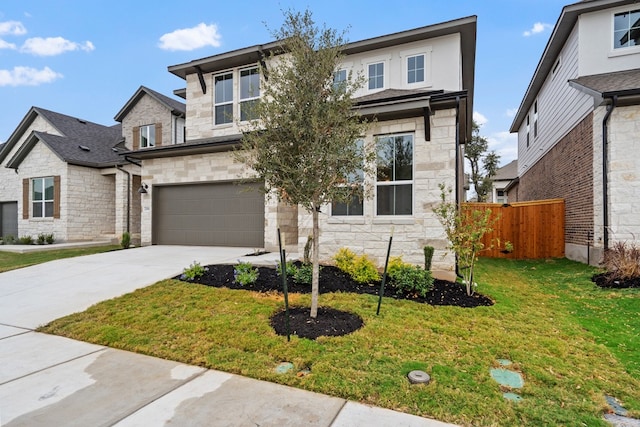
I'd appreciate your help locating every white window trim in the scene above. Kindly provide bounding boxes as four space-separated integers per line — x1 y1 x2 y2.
610 7 640 55
374 133 415 217
238 66 260 122
213 71 234 127
140 124 155 148
400 46 432 88
363 54 391 93
32 176 54 218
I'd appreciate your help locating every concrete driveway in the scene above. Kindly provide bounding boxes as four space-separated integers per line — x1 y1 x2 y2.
0 245 457 427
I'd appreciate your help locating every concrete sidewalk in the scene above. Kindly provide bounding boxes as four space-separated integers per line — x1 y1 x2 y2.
0 246 458 426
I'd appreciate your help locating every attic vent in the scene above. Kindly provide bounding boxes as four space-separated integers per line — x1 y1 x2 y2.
79 145 91 151
77 119 87 124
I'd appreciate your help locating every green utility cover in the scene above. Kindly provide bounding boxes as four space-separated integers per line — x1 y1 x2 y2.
490 368 524 389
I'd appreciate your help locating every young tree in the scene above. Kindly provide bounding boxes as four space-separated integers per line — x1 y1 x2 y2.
236 9 373 318
465 121 499 202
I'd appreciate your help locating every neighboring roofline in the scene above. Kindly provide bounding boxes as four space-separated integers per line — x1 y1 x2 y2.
509 0 636 133
504 177 520 193
122 134 242 160
0 107 57 164
114 86 186 122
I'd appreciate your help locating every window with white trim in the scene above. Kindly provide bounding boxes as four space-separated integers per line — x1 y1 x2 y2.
332 139 364 216
240 67 260 121
140 124 155 148
407 54 425 84
333 69 347 91
376 134 413 215
214 72 233 125
533 101 538 138
368 62 384 90
526 115 530 148
32 177 54 218
614 9 640 49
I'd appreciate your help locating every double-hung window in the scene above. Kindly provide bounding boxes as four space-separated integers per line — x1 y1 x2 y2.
368 62 384 90
614 9 640 49
140 124 155 148
214 72 234 125
407 54 425 84
32 177 54 218
240 67 260 121
333 69 347 92
533 101 538 138
332 139 364 216
376 134 413 215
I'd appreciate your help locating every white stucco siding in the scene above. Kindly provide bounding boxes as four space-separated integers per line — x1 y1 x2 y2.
518 25 592 176
578 6 640 76
301 112 456 271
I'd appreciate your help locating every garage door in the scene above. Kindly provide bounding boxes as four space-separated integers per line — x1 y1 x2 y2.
153 182 265 247
0 202 18 239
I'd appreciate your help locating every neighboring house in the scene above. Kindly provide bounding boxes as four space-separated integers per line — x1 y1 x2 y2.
0 85 185 244
125 16 477 271
509 0 640 264
490 160 518 204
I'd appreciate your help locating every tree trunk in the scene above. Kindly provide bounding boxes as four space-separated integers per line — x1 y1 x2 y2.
310 207 320 318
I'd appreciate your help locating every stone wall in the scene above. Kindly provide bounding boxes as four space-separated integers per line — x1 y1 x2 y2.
121 94 172 149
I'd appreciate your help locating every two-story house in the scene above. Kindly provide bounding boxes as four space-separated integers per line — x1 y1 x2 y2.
509 0 640 264
125 16 477 272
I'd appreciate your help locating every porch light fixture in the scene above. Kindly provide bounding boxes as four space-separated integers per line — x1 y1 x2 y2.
138 183 148 194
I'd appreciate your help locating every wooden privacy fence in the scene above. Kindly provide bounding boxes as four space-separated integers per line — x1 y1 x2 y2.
461 199 565 259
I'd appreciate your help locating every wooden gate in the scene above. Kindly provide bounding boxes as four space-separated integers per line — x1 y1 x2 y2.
461 199 565 259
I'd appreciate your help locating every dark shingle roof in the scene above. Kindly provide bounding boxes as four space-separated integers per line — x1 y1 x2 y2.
492 160 518 181
114 86 185 122
569 68 640 96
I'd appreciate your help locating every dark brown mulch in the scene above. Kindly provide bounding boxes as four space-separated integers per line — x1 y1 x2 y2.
177 263 494 340
270 307 364 340
592 273 640 288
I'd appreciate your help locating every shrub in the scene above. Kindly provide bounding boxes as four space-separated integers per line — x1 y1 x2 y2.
120 232 131 249
181 261 207 281
293 263 315 285
334 247 356 273
2 235 16 245
350 255 380 284
37 233 47 245
276 260 298 278
45 233 55 244
423 246 435 271
387 257 433 297
18 235 34 245
603 241 640 281
234 262 259 286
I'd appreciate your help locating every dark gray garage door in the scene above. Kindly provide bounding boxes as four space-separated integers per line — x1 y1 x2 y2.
0 202 18 239
152 182 265 247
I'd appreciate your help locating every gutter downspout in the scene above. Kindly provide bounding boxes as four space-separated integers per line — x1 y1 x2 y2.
602 95 617 252
454 95 463 279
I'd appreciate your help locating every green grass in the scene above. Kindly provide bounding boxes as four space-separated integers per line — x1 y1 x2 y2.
0 245 121 272
39 258 640 426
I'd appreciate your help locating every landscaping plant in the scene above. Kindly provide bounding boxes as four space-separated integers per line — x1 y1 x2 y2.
602 240 640 283
234 262 259 286
120 232 131 249
423 245 434 271
387 256 433 297
45 233 55 244
181 261 207 281
37 233 47 245
18 235 34 245
333 247 380 284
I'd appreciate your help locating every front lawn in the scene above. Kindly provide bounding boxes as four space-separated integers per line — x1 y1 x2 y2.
39 258 640 426
0 245 121 273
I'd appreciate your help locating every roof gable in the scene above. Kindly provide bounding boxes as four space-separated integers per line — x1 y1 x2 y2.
114 86 186 122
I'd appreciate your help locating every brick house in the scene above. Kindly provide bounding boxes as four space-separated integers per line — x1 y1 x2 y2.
125 16 477 272
509 0 640 264
0 86 185 244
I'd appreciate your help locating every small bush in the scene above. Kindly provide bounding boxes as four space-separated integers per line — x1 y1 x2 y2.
387 257 434 297
423 246 435 271
334 247 356 273
120 232 131 249
181 261 207 281
603 241 640 281
294 263 318 285
276 260 298 278
18 235 34 245
45 233 55 244
2 235 16 245
350 255 380 284
234 261 259 286
37 233 47 245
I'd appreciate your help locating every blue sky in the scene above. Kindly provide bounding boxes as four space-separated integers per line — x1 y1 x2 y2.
0 1 570 166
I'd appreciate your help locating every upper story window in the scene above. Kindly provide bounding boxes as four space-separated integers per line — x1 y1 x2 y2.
526 115 530 148
407 54 425 84
32 177 54 218
332 139 364 216
140 124 155 148
174 117 185 144
376 134 413 215
533 101 538 138
240 67 260 121
214 72 234 125
333 69 347 91
368 62 384 90
614 9 640 49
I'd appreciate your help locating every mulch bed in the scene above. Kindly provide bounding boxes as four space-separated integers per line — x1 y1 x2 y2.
592 273 640 288
178 264 494 340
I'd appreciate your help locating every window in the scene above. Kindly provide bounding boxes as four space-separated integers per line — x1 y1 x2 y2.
174 117 185 144
526 115 530 148
333 69 347 91
32 177 54 218
614 9 640 49
214 73 234 125
533 101 538 138
496 190 507 204
240 67 260 121
407 54 425 84
332 139 364 216
368 62 384 90
140 124 155 148
376 134 413 215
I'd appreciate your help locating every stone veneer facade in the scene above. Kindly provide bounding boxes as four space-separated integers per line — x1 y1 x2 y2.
121 94 175 150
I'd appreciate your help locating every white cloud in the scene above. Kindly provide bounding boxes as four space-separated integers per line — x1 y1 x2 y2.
0 21 27 36
0 66 63 86
523 22 551 37
159 23 222 51
487 131 518 165
505 108 518 118
21 37 95 56
0 39 16 50
473 111 488 126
